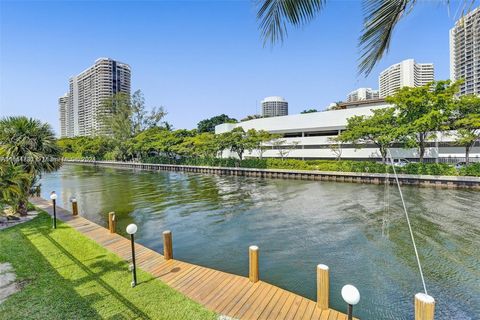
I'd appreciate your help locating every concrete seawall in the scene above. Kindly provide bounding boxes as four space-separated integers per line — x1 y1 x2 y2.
64 160 480 190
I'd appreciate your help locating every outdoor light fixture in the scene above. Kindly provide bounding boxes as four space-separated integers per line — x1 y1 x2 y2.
50 191 58 229
126 223 138 287
341 284 360 320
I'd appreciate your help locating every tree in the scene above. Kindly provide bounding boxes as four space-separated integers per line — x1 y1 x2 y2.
452 95 480 164
256 1 473 75
0 161 31 211
0 117 61 215
338 107 399 162
175 132 218 158
301 109 318 114
272 138 299 160
246 130 279 158
100 92 133 141
328 137 343 160
101 91 167 139
386 80 459 162
80 137 115 160
197 114 237 133
219 128 260 161
241 114 263 122
130 90 167 135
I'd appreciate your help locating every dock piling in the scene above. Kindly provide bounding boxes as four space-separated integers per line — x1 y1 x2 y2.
415 293 435 320
108 212 116 234
163 230 173 260
71 199 78 216
316 264 329 309
249 245 259 283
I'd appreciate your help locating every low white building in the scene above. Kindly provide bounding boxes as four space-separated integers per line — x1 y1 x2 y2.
215 101 480 162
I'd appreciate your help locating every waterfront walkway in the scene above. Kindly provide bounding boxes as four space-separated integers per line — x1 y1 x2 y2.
31 197 354 320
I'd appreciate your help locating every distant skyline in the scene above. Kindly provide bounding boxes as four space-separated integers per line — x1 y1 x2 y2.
0 1 477 135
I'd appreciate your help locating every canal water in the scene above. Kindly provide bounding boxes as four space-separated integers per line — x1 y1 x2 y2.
40 164 480 319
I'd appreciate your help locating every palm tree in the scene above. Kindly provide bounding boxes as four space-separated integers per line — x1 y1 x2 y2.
0 162 31 212
0 117 61 215
256 0 475 76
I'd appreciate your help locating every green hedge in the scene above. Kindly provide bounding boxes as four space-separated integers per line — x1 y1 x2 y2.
139 156 477 176
459 163 480 177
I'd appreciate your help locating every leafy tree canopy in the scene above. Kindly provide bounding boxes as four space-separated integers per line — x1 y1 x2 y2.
197 114 237 133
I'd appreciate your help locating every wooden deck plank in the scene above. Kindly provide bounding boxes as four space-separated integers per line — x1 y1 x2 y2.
243 285 279 320
206 276 248 311
234 282 271 319
188 271 232 301
292 298 310 320
31 197 354 320
220 282 262 316
283 295 304 320
301 301 317 320
257 287 288 319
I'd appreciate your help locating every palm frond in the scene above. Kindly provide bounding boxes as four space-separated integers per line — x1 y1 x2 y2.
257 0 326 46
358 0 415 76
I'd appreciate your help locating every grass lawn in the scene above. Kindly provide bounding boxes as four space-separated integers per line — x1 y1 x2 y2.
0 211 216 320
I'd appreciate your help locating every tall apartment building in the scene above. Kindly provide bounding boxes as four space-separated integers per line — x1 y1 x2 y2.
450 7 480 96
59 58 131 137
261 96 288 117
58 94 68 138
379 59 434 97
347 88 379 102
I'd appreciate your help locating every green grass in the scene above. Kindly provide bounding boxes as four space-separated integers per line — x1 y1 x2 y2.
0 212 216 320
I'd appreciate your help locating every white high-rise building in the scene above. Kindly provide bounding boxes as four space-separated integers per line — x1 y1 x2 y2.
379 59 434 97
60 58 131 137
58 93 68 138
261 96 288 117
347 88 379 102
450 7 480 96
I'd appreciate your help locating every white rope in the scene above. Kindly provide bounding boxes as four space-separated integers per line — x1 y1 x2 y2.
387 149 428 295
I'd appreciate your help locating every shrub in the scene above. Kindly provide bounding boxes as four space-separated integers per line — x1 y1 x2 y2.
398 163 457 176
128 156 480 177
459 163 480 177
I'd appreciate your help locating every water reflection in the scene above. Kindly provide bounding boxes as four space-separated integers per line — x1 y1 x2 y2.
40 164 480 320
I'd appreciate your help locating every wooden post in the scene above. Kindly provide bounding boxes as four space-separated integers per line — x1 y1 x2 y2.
415 293 435 320
108 212 116 234
71 199 78 216
249 245 259 283
316 264 329 309
163 230 173 260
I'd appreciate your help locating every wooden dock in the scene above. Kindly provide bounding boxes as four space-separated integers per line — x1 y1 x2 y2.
31 197 355 320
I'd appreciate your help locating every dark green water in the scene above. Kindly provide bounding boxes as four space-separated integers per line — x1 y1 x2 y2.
40 164 480 319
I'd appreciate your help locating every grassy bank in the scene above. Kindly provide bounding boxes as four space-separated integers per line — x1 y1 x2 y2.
0 212 216 320
140 156 480 177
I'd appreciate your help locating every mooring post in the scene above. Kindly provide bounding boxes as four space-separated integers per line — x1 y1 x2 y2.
415 293 435 320
71 199 78 216
108 212 116 234
163 230 173 260
249 245 259 283
316 264 329 309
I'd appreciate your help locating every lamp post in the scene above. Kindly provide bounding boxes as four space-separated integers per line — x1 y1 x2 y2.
126 223 138 287
50 191 58 229
341 284 360 320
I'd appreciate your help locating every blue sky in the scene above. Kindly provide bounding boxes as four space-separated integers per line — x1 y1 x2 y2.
0 0 476 134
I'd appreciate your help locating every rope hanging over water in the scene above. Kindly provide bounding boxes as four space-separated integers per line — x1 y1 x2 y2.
387 149 428 295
